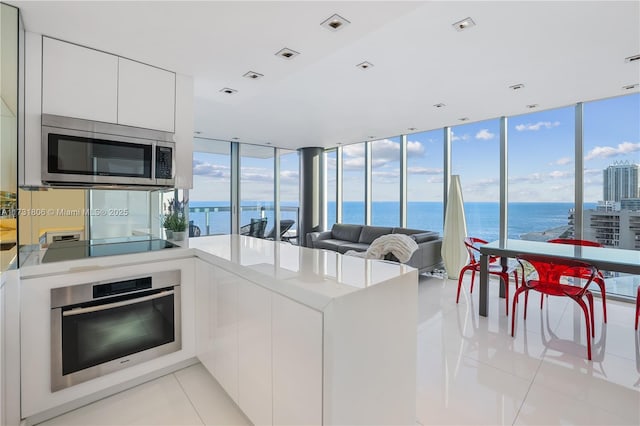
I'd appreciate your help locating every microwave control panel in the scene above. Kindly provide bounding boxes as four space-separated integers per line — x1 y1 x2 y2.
155 146 173 179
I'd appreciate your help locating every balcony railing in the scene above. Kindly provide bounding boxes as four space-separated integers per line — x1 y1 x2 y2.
188 204 299 239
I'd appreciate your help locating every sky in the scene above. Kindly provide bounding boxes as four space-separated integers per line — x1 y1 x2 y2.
191 93 640 205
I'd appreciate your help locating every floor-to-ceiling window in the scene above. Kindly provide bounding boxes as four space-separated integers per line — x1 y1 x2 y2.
240 144 274 231
508 106 575 242
325 149 337 229
451 119 500 241
583 93 640 297
407 130 444 232
371 137 400 226
279 149 299 240
191 139 231 235
342 142 365 225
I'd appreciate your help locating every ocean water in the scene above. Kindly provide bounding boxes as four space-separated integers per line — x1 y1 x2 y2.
189 200 595 241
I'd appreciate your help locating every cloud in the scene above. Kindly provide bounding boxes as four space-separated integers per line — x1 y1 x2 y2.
552 157 572 166
584 168 601 176
451 132 470 142
515 121 560 131
240 166 273 182
193 159 230 179
508 170 573 184
342 139 425 170
342 143 365 158
549 170 571 179
343 156 365 170
475 129 495 140
407 166 442 175
407 141 425 156
372 171 398 178
584 141 640 160
280 170 299 183
467 177 499 190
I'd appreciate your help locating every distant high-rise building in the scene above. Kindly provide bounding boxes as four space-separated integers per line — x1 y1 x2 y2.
603 161 639 202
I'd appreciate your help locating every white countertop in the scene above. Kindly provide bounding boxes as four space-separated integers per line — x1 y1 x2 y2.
18 235 417 310
189 235 417 310
18 243 195 278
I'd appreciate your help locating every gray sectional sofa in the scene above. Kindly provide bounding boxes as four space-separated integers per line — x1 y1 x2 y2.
306 223 443 273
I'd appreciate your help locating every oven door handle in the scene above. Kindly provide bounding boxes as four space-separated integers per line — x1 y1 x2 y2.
62 290 174 316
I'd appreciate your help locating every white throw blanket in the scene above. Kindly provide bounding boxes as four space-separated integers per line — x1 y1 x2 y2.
345 234 418 263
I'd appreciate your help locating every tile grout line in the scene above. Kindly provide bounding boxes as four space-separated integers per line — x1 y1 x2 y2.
173 371 207 426
510 354 545 425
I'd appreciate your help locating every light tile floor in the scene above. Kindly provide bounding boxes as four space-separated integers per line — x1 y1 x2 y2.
39 274 640 426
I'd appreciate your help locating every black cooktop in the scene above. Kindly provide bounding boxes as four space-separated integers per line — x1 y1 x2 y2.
41 238 177 263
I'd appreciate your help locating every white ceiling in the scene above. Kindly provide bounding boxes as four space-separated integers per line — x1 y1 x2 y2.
11 1 640 150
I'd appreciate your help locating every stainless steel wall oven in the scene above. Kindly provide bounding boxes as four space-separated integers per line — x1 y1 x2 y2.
50 270 181 391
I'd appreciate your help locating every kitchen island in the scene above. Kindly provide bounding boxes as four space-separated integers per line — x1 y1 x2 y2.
17 235 418 425
190 235 419 425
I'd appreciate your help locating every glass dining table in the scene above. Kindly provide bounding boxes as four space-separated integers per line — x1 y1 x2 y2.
478 239 640 317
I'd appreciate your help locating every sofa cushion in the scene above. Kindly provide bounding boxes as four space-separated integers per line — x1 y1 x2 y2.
358 226 394 244
331 224 363 242
315 239 351 252
392 227 425 235
338 242 370 254
410 231 440 244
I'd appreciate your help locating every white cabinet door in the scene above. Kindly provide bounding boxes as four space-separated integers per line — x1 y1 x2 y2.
237 281 272 425
173 74 193 189
42 37 118 123
118 58 175 132
194 261 216 373
272 294 323 425
212 266 239 403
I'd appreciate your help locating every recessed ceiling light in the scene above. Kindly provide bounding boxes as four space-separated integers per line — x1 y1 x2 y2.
321 14 350 31
220 87 237 94
408 127 417 131
458 117 469 122
232 137 240 140
194 131 202 135
624 54 640 63
275 47 300 60
368 136 376 139
622 83 639 90
243 71 264 80
433 103 446 108
356 61 374 70
509 83 525 91
452 17 475 32
526 104 539 109
337 142 342 145
266 142 272 145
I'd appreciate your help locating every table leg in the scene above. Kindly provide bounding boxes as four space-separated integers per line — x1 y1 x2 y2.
479 253 489 317
499 257 507 298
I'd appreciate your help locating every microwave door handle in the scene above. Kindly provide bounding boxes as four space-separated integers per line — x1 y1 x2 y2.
62 290 174 316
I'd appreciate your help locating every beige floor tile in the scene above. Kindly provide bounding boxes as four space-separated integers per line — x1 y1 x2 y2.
174 364 251 426
416 355 531 425
514 380 636 425
38 374 203 426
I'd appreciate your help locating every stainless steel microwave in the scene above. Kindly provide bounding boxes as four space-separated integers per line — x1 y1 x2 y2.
42 114 175 189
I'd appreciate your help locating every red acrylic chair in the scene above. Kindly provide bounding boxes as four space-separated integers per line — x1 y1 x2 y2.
548 238 607 323
511 254 597 360
456 237 519 315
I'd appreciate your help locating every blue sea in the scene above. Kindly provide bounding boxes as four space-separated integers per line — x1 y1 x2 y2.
189 201 596 241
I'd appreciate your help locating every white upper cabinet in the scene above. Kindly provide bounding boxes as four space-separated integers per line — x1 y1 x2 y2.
41 37 176 133
42 37 118 123
117 58 175 132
